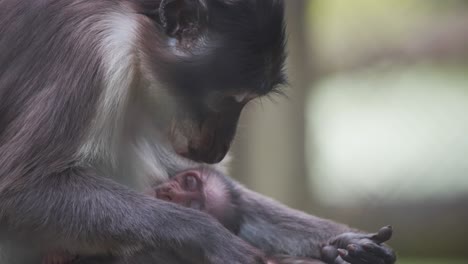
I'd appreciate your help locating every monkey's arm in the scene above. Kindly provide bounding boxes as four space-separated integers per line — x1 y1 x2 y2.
269 255 327 264
0 168 264 264
232 183 396 264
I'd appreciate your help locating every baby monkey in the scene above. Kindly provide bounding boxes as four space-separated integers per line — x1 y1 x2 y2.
43 167 323 264
152 167 244 234
151 168 329 264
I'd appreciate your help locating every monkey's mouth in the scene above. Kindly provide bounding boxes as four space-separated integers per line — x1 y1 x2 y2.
181 144 228 164
169 106 238 164
170 135 228 164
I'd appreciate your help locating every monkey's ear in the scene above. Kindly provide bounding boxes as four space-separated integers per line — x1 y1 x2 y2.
158 0 208 39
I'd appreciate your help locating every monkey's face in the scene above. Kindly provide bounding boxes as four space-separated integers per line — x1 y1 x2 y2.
143 0 286 164
154 170 206 210
169 94 246 164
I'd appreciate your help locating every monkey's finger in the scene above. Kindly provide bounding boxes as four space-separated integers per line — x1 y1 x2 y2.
362 242 392 258
370 226 393 244
321 245 339 263
347 244 384 264
337 249 369 264
362 243 396 264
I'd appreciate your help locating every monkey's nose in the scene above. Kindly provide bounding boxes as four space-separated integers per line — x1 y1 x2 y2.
187 144 228 164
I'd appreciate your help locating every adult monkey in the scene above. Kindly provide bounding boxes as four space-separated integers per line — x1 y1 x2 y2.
0 0 395 264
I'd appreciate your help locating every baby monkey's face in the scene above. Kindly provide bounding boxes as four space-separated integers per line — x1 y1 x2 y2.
154 170 207 210
152 168 234 230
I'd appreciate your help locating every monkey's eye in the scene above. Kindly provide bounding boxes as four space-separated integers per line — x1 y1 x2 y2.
184 175 199 191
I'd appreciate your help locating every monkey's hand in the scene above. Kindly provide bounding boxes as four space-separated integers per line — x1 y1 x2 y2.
320 226 396 264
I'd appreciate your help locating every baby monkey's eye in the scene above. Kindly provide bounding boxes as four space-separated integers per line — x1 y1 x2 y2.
184 174 199 191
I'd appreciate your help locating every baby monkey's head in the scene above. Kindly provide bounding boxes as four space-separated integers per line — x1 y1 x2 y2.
152 167 241 233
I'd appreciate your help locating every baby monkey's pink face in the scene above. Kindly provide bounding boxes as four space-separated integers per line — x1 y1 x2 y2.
152 168 233 227
154 170 206 210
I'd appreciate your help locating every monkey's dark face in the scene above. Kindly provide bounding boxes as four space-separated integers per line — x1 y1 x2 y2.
147 0 286 164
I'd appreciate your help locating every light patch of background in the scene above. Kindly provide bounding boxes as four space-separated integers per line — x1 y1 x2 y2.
308 65 468 205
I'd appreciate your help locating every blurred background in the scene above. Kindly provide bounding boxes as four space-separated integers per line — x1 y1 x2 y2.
230 1 468 263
